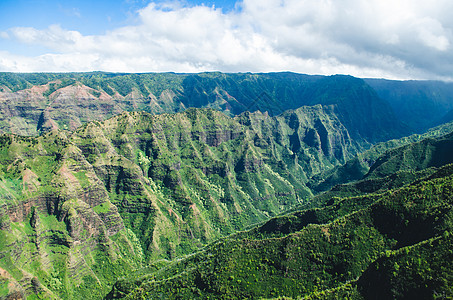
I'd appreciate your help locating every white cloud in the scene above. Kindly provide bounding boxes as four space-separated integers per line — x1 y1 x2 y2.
416 18 450 51
0 0 452 80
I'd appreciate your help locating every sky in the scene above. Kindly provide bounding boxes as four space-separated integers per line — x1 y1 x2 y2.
0 0 452 80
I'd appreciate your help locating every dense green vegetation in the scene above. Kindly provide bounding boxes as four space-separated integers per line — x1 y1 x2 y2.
2 116 450 298
310 121 453 193
69 106 361 261
0 132 143 299
109 163 453 299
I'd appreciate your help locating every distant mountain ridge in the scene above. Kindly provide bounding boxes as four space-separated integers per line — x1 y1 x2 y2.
2 72 452 140
365 78 453 132
0 72 427 144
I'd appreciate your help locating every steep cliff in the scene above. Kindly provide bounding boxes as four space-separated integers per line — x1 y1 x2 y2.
366 78 453 132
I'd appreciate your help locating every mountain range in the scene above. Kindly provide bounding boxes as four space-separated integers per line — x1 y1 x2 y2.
0 72 452 299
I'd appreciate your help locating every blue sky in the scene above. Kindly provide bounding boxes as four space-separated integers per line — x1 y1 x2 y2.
0 1 238 34
0 0 452 80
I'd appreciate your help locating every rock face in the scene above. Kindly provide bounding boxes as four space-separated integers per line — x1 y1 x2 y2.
0 106 362 299
0 87 46 135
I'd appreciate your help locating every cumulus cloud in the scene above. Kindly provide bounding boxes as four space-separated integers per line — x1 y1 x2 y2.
0 0 452 80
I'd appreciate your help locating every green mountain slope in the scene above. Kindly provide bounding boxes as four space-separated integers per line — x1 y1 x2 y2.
355 232 453 300
365 131 453 179
1 72 452 299
310 121 453 193
0 132 144 299
68 106 362 259
107 162 453 299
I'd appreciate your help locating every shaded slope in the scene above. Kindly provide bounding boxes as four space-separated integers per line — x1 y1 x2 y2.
356 233 453 300
310 121 453 193
303 75 410 143
366 78 453 132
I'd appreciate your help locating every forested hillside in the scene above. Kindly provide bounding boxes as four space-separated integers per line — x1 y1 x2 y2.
109 161 453 299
